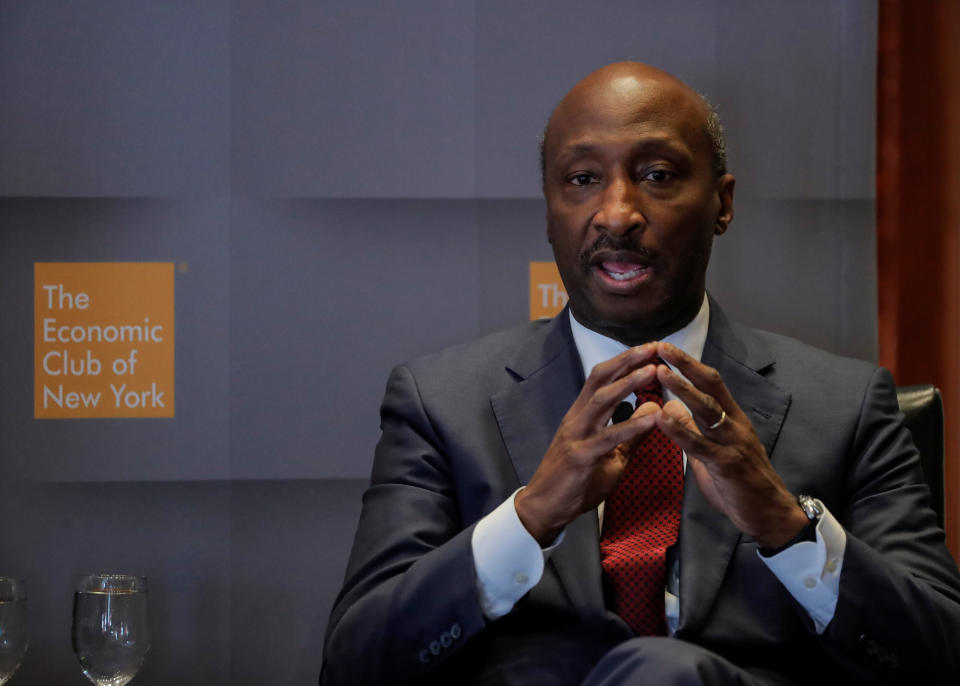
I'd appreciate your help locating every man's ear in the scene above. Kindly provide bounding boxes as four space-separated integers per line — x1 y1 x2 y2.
715 173 735 236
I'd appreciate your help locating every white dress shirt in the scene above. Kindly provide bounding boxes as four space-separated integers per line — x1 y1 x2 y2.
471 296 845 633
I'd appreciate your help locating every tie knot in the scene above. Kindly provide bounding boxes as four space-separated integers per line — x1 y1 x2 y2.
636 378 663 407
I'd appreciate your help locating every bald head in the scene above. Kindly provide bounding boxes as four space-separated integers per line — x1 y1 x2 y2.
540 62 726 184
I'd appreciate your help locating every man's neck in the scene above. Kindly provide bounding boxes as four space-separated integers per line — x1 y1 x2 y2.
570 295 706 347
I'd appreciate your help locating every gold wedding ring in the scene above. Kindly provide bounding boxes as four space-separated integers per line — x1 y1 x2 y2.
707 410 727 431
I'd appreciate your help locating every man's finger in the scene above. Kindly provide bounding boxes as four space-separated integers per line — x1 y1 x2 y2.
686 455 724 512
581 343 660 394
656 401 720 459
657 342 742 419
585 410 659 456
657 365 731 435
574 363 658 433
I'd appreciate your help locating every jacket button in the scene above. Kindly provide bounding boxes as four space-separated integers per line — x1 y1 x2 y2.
450 623 462 639
440 631 453 648
429 640 441 655
418 649 430 664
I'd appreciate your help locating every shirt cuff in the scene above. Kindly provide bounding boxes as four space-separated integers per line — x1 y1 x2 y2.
471 488 565 620
757 501 846 633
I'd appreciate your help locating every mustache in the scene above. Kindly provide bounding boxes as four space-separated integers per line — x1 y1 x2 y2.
578 233 656 272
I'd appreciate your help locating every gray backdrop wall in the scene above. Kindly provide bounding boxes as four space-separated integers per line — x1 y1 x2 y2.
0 1 877 683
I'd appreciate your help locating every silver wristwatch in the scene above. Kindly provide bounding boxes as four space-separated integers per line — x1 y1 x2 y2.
797 494 824 522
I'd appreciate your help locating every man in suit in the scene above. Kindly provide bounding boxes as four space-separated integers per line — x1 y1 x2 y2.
321 62 960 685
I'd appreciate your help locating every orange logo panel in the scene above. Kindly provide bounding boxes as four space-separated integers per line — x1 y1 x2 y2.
529 262 568 320
34 263 175 419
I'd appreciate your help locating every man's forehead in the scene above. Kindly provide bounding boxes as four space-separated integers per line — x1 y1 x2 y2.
544 64 706 154
564 71 684 111
551 100 689 145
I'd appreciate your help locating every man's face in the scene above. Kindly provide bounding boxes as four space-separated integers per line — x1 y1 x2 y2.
543 67 734 343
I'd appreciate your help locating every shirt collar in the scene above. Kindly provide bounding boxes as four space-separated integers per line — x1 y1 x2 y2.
568 294 710 383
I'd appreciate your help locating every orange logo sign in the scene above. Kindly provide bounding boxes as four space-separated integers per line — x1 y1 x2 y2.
529 262 568 320
34 263 175 418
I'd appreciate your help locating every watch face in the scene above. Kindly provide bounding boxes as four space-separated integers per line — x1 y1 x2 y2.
798 495 823 520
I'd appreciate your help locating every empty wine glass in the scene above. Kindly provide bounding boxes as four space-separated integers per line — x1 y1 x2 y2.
0 578 26 685
72 574 150 686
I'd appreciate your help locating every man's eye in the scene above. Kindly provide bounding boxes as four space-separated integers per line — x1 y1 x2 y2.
568 173 596 186
643 169 673 183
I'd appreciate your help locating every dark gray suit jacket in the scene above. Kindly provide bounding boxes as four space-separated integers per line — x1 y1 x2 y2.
322 301 960 685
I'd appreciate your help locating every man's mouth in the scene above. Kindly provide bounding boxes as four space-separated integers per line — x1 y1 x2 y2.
590 250 654 295
591 258 654 292
580 243 657 292
601 261 646 281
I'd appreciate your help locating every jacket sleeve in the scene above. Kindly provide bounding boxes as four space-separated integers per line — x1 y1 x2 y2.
320 364 488 685
818 367 960 684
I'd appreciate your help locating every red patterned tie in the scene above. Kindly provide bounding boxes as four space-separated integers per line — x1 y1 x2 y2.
600 378 683 635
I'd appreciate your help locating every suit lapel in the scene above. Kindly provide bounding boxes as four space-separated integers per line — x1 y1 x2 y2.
676 300 791 636
490 314 581 487
490 312 607 614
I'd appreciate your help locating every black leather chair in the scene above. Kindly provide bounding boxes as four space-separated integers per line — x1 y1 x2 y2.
896 385 945 528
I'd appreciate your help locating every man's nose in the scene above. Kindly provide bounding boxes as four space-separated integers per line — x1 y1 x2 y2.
593 177 643 236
